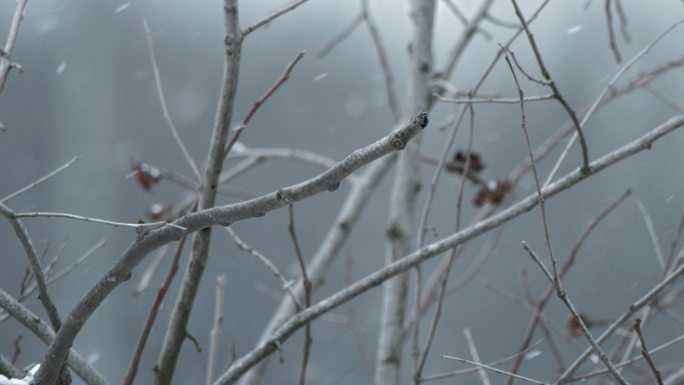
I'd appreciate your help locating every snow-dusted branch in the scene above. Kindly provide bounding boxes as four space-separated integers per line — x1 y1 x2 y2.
0 288 107 385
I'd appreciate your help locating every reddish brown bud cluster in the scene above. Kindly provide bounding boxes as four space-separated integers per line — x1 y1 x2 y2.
130 162 161 191
473 179 512 207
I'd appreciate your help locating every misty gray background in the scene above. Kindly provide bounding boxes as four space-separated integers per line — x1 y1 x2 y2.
1 0 684 384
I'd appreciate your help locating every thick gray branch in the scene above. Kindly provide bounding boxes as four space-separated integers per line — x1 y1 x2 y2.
32 112 429 385
214 114 684 385
0 288 107 385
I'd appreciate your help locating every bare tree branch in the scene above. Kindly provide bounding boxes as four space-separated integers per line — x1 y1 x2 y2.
0 0 28 93
32 111 430 385
0 288 107 385
0 204 62 331
143 20 202 182
215 115 684 385
1 157 80 203
153 2 243 384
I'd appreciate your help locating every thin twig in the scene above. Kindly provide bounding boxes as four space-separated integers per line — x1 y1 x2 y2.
0 0 28 93
344 253 374 383
663 213 684 274
509 0 590 174
521 243 630 385
223 226 301 308
316 14 364 58
361 0 400 120
224 51 305 158
633 318 664 385
241 0 311 37
442 355 549 385
216 114 684 385
288 204 312 385
133 244 170 296
207 274 227 385
544 20 684 187
605 0 622 63
46 239 106 285
0 204 62 331
143 20 202 182
464 328 492 385
437 94 554 104
440 0 492 39
13 211 186 230
1 156 80 203
502 46 562 288
419 339 544 382
570 332 684 382
123 235 188 385
441 0 494 78
636 199 665 269
614 0 631 43
505 189 631 384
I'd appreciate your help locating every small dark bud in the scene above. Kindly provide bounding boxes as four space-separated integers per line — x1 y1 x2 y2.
328 182 340 192
416 112 429 128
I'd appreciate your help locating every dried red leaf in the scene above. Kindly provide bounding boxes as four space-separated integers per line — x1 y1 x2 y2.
130 162 161 191
453 150 486 173
473 179 512 206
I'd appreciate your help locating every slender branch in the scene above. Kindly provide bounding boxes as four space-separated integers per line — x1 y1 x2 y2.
1 156 80 203
0 0 28 93
463 328 492 385
224 50 305 158
636 199 665 269
544 20 684 186
505 189 631 384
123 235 188 385
556 242 684 383
442 355 549 385
605 0 622 63
207 274 227 385
153 2 243 384
316 14 364 58
143 20 202 182
35 112 429 385
0 354 22 379
216 115 684 385
437 94 554 104
440 0 492 39
502 47 562 290
344 254 374 383
633 319 663 385
419 339 544 382
241 0 311 37
441 0 494 78
236 153 397 385
521 243 629 385
13 211 186 230
509 0 590 173
223 226 301 308
288 204 312 385
362 0 400 120
0 204 62 331
0 288 107 385
569 332 684 382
